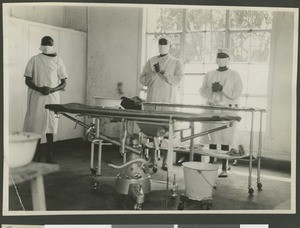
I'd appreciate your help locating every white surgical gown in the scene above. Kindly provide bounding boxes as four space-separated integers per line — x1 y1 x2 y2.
139 54 183 140
23 54 68 135
199 69 243 145
140 54 184 111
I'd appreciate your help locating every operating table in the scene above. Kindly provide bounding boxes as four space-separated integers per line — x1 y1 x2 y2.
45 102 242 209
143 102 266 196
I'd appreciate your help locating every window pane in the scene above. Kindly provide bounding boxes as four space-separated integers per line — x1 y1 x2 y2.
211 9 226 30
183 75 204 95
251 32 271 62
230 63 249 93
147 8 183 33
187 9 206 31
230 32 250 62
204 32 225 62
237 97 267 131
182 94 203 105
168 34 181 58
187 9 226 31
184 32 204 62
185 63 204 74
204 63 217 73
248 64 269 95
146 35 159 60
146 34 181 60
229 10 252 30
251 11 273 29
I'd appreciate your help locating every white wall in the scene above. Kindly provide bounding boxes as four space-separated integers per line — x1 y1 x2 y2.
86 6 141 103
86 6 142 136
5 17 87 142
9 5 66 28
263 12 295 161
8 4 87 32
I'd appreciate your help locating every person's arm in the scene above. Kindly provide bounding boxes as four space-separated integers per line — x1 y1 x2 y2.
222 72 243 99
199 73 212 98
140 61 156 86
160 61 184 86
25 76 50 95
50 79 66 93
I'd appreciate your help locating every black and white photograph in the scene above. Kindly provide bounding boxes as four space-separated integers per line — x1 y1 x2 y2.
2 2 297 216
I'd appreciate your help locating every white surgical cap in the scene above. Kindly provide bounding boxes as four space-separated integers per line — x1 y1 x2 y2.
217 47 230 57
158 35 172 44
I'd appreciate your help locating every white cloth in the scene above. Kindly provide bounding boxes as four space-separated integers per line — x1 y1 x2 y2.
23 53 68 135
217 47 230 56
158 45 170 55
39 45 55 54
140 54 184 111
199 69 243 145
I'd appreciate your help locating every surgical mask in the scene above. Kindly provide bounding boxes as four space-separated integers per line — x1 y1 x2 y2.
159 45 169 55
216 57 230 67
39 45 55 54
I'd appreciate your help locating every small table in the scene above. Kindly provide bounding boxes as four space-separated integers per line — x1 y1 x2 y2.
9 162 59 211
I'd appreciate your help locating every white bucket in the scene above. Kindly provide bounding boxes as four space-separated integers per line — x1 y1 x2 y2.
182 161 218 201
9 132 41 168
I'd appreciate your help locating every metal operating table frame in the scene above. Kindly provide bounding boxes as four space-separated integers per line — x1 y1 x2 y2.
143 102 266 195
45 102 241 209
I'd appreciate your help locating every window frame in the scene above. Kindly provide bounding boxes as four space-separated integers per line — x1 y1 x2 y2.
142 8 272 132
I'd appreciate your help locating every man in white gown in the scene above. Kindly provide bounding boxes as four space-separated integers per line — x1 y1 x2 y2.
23 36 68 163
199 47 243 177
140 35 184 171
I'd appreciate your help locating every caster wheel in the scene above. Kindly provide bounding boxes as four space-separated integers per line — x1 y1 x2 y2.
178 201 184 210
93 182 99 190
248 188 254 195
228 166 231 171
134 203 142 210
153 165 158 173
257 182 263 190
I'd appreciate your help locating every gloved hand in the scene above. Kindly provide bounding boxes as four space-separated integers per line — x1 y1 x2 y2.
154 62 160 73
154 62 166 75
211 82 223 92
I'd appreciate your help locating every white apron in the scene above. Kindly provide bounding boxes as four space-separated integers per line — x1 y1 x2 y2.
23 54 68 135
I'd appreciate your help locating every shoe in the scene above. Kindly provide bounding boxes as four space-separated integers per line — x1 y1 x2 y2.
218 170 228 178
162 162 168 171
233 159 238 166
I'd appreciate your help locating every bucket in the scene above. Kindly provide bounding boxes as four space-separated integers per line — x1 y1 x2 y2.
182 161 218 201
9 132 41 168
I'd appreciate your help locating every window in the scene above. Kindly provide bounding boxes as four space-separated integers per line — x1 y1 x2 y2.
143 7 272 131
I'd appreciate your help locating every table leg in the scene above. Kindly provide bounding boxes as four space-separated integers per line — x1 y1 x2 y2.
248 111 254 195
189 122 195 162
31 176 46 211
257 111 263 190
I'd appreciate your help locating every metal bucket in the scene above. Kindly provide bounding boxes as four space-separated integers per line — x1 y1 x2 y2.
182 161 218 201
